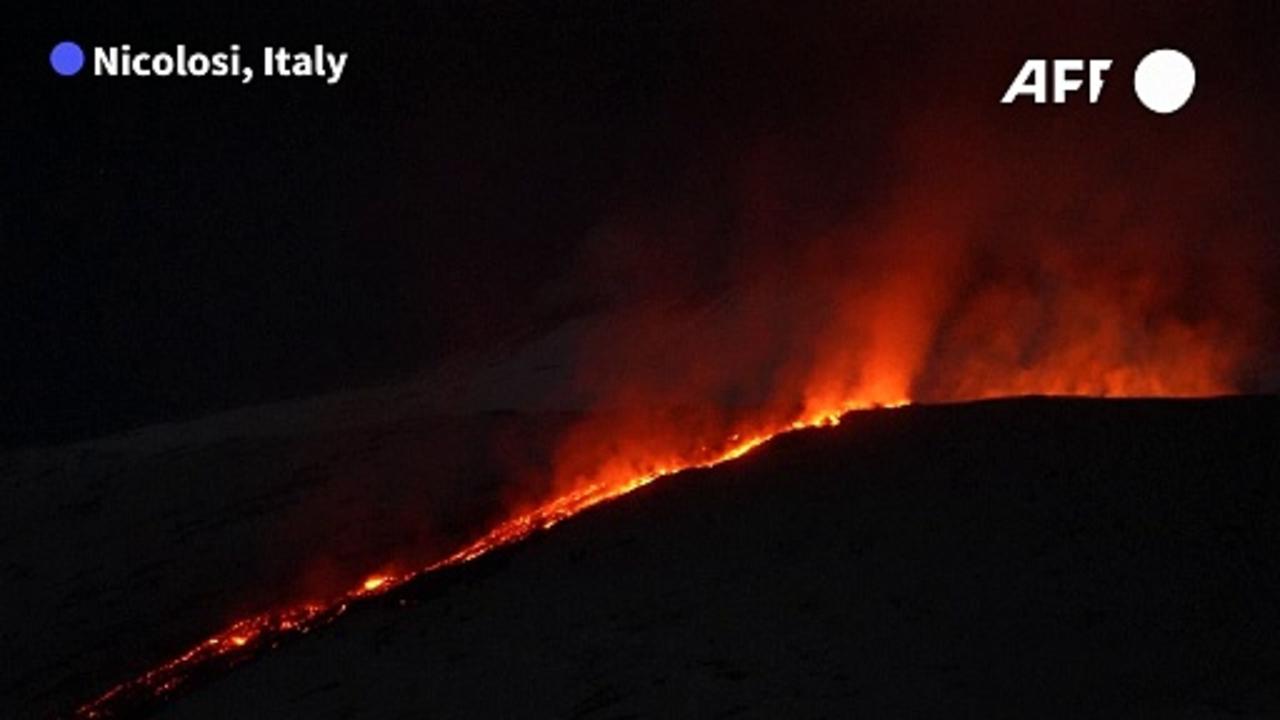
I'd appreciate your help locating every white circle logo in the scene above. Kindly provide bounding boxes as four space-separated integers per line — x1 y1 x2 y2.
1133 49 1196 114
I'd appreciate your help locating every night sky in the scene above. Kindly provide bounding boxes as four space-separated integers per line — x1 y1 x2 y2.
5 1 1280 443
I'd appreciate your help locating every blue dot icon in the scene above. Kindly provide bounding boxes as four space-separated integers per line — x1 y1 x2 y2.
50 41 85 76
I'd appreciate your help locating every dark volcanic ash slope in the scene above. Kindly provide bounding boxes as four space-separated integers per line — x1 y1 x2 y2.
155 397 1280 720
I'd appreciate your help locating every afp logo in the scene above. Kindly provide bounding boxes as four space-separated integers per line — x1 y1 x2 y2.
1001 49 1196 114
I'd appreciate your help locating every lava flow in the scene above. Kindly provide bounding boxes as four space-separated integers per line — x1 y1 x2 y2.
72 398 901 719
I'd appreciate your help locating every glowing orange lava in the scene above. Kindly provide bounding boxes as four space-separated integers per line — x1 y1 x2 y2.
73 398 906 719
71 326 1245 719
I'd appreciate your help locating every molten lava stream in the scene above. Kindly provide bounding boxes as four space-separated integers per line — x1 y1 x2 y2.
72 399 906 719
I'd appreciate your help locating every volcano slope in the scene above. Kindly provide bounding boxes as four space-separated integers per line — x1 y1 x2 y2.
142 397 1280 719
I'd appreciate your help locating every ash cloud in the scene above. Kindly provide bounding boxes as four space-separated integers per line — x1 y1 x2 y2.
542 1 1279 491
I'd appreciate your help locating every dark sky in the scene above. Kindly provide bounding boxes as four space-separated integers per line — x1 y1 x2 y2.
5 1 692 441
4 1 1279 443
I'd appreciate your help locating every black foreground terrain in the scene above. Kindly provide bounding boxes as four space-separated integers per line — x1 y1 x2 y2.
134 397 1280 718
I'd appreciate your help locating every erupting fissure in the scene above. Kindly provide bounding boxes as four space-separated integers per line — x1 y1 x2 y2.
73 398 906 718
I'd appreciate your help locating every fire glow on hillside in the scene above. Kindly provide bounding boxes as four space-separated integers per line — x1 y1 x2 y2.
76 398 907 718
